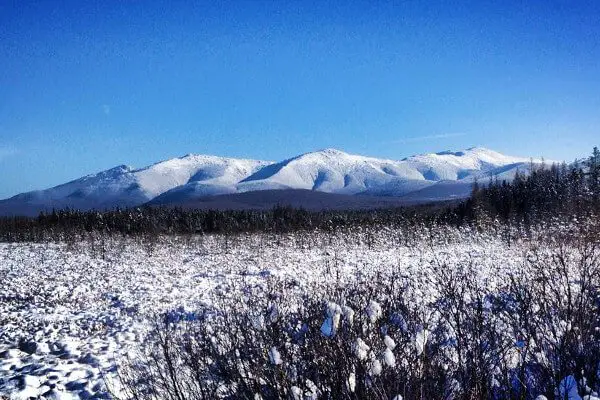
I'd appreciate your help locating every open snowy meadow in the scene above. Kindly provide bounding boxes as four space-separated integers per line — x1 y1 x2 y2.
1 225 599 399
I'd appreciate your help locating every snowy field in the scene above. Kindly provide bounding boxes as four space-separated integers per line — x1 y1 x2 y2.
0 228 597 399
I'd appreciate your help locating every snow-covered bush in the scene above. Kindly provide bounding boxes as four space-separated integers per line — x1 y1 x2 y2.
117 230 600 400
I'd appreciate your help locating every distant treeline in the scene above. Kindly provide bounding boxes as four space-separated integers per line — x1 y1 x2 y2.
0 204 446 242
1 147 598 242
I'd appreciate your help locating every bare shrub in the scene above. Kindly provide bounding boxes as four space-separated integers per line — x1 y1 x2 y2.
116 235 600 400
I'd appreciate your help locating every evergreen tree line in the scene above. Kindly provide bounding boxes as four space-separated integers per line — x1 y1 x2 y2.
0 146 598 242
450 146 600 226
0 204 443 242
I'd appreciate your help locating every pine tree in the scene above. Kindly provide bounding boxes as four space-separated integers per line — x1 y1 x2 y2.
588 146 600 207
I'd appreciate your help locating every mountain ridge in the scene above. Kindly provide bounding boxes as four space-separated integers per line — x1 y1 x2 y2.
0 147 550 216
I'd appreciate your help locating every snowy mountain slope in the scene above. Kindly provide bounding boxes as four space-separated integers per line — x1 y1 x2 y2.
0 155 272 215
237 147 537 197
401 147 532 181
238 148 428 195
133 154 272 198
0 147 545 215
1 165 143 214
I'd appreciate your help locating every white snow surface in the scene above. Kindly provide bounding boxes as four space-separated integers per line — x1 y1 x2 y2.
0 227 574 398
0 147 548 214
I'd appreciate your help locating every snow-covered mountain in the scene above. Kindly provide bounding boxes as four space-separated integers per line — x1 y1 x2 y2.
235 147 534 197
0 155 271 215
0 147 543 215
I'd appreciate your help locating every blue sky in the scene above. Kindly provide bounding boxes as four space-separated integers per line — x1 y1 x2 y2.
1 1 599 198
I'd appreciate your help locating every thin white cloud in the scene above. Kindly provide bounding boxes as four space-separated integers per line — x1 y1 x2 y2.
102 104 111 115
391 132 466 144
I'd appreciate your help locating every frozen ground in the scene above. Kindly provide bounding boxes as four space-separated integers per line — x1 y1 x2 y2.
0 229 574 399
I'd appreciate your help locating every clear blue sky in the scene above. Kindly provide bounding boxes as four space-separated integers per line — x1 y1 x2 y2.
1 1 599 198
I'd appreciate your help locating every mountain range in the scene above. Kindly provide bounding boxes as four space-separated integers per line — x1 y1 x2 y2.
0 147 544 216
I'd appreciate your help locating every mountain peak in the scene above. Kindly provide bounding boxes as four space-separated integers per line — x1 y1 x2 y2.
308 148 348 156
93 164 133 178
435 150 468 157
284 148 351 164
320 147 345 153
465 146 502 154
466 146 490 151
432 147 497 157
